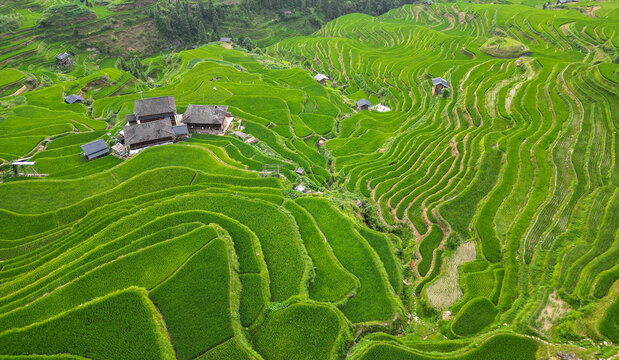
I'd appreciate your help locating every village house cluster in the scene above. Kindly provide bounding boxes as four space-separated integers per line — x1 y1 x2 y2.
80 95 233 160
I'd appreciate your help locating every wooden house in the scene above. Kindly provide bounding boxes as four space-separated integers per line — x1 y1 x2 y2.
130 96 177 126
56 52 71 66
314 73 329 85
123 119 175 151
431 77 449 95
80 139 109 160
357 99 372 110
181 104 231 134
220 37 232 43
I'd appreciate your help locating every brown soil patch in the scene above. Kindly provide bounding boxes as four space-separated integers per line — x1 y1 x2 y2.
222 43 233 49
87 22 156 53
449 138 459 157
580 6 601 18
451 6 467 25
537 291 571 333
426 241 476 309
10 85 27 97
83 76 111 92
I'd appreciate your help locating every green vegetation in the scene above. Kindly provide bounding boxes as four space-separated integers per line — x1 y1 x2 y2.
251 302 352 360
451 297 498 336
0 0 616 358
480 37 531 58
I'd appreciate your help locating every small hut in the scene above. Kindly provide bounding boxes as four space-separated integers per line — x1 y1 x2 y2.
80 139 109 160
173 124 189 140
220 37 232 43
431 77 449 95
357 99 372 111
314 74 329 85
56 52 71 66
64 94 85 104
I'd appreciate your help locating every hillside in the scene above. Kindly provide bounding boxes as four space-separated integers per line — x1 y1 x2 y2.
0 0 618 359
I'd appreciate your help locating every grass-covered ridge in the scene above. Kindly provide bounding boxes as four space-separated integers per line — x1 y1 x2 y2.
0 0 617 358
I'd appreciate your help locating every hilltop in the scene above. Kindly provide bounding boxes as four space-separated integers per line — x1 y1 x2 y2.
0 0 617 359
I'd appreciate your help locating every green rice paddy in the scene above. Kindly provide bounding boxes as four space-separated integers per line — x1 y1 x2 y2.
0 0 617 358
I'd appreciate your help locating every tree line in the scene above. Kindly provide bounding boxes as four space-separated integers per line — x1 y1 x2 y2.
150 0 411 46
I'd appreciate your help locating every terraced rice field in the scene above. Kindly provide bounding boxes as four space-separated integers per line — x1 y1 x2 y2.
0 0 617 359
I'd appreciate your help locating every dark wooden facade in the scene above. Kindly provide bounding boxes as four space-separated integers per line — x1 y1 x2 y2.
128 136 174 150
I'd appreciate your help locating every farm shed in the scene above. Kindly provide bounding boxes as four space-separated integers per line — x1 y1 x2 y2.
234 131 250 140
220 37 232 43
314 74 329 85
64 94 84 104
431 77 449 95
425 0 433 5
181 104 231 134
132 96 177 126
56 52 71 66
173 124 189 140
190 45 198 49
112 143 127 156
123 119 175 151
296 168 305 175
357 99 372 110
80 139 109 160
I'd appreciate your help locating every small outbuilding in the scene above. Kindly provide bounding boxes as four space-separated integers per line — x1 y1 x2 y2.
112 143 127 156
296 167 305 175
357 99 372 110
56 52 71 66
425 0 433 5
124 119 175 151
80 139 109 160
314 73 329 85
190 45 198 50
431 77 449 95
173 124 189 140
64 94 85 104
220 37 232 43
181 104 231 134
234 131 250 141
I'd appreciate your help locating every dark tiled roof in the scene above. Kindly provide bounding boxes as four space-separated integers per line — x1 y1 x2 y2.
182 104 228 125
126 113 136 123
56 52 70 61
432 77 449 87
357 99 372 107
124 119 175 146
64 94 84 104
173 124 189 136
80 139 109 160
134 96 176 119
